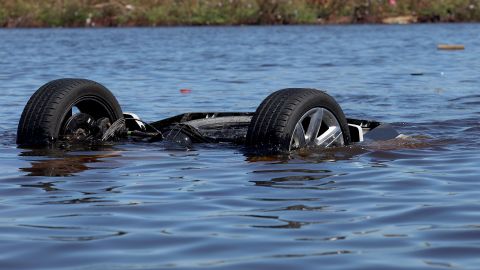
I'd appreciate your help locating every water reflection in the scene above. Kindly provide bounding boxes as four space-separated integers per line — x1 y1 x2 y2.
19 148 121 177
21 181 59 192
244 135 437 166
19 224 127 242
252 177 335 190
252 220 306 229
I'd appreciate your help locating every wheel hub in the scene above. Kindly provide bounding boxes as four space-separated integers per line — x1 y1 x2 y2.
290 107 344 151
62 113 111 142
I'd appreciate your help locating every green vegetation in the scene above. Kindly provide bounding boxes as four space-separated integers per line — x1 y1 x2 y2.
1 0 480 27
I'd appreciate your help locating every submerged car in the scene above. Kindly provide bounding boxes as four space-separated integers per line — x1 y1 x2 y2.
16 79 399 152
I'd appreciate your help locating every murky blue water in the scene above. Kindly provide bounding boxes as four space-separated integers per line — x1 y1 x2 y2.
1 24 480 269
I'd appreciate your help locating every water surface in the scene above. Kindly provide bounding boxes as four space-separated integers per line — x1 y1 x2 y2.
1 24 480 269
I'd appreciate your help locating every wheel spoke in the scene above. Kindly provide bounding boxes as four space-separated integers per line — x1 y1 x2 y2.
289 107 345 151
305 109 323 144
292 123 307 149
315 126 342 147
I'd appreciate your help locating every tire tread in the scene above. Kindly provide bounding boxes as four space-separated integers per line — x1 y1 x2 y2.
17 79 122 146
246 88 351 152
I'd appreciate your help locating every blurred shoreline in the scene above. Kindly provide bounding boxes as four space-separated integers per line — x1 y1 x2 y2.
2 0 480 28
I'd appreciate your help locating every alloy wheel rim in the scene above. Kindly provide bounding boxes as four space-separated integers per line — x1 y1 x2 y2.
289 107 344 151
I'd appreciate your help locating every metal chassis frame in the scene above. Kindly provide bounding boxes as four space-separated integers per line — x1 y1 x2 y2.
124 112 395 145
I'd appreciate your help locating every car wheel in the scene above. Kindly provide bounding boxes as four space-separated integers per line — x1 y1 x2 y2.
246 88 351 152
17 78 123 147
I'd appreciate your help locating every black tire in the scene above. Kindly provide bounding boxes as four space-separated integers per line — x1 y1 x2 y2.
17 78 123 147
246 88 351 152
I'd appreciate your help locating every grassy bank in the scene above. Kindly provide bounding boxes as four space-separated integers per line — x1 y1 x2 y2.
2 0 480 27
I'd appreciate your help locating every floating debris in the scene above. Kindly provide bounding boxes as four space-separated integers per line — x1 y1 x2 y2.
437 44 465 50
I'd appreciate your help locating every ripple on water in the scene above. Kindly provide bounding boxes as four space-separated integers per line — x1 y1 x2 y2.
1 25 480 269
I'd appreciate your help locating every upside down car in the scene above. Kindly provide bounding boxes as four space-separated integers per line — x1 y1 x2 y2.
17 78 400 152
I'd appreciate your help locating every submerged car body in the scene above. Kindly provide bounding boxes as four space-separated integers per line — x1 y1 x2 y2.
16 79 400 152
124 111 399 150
